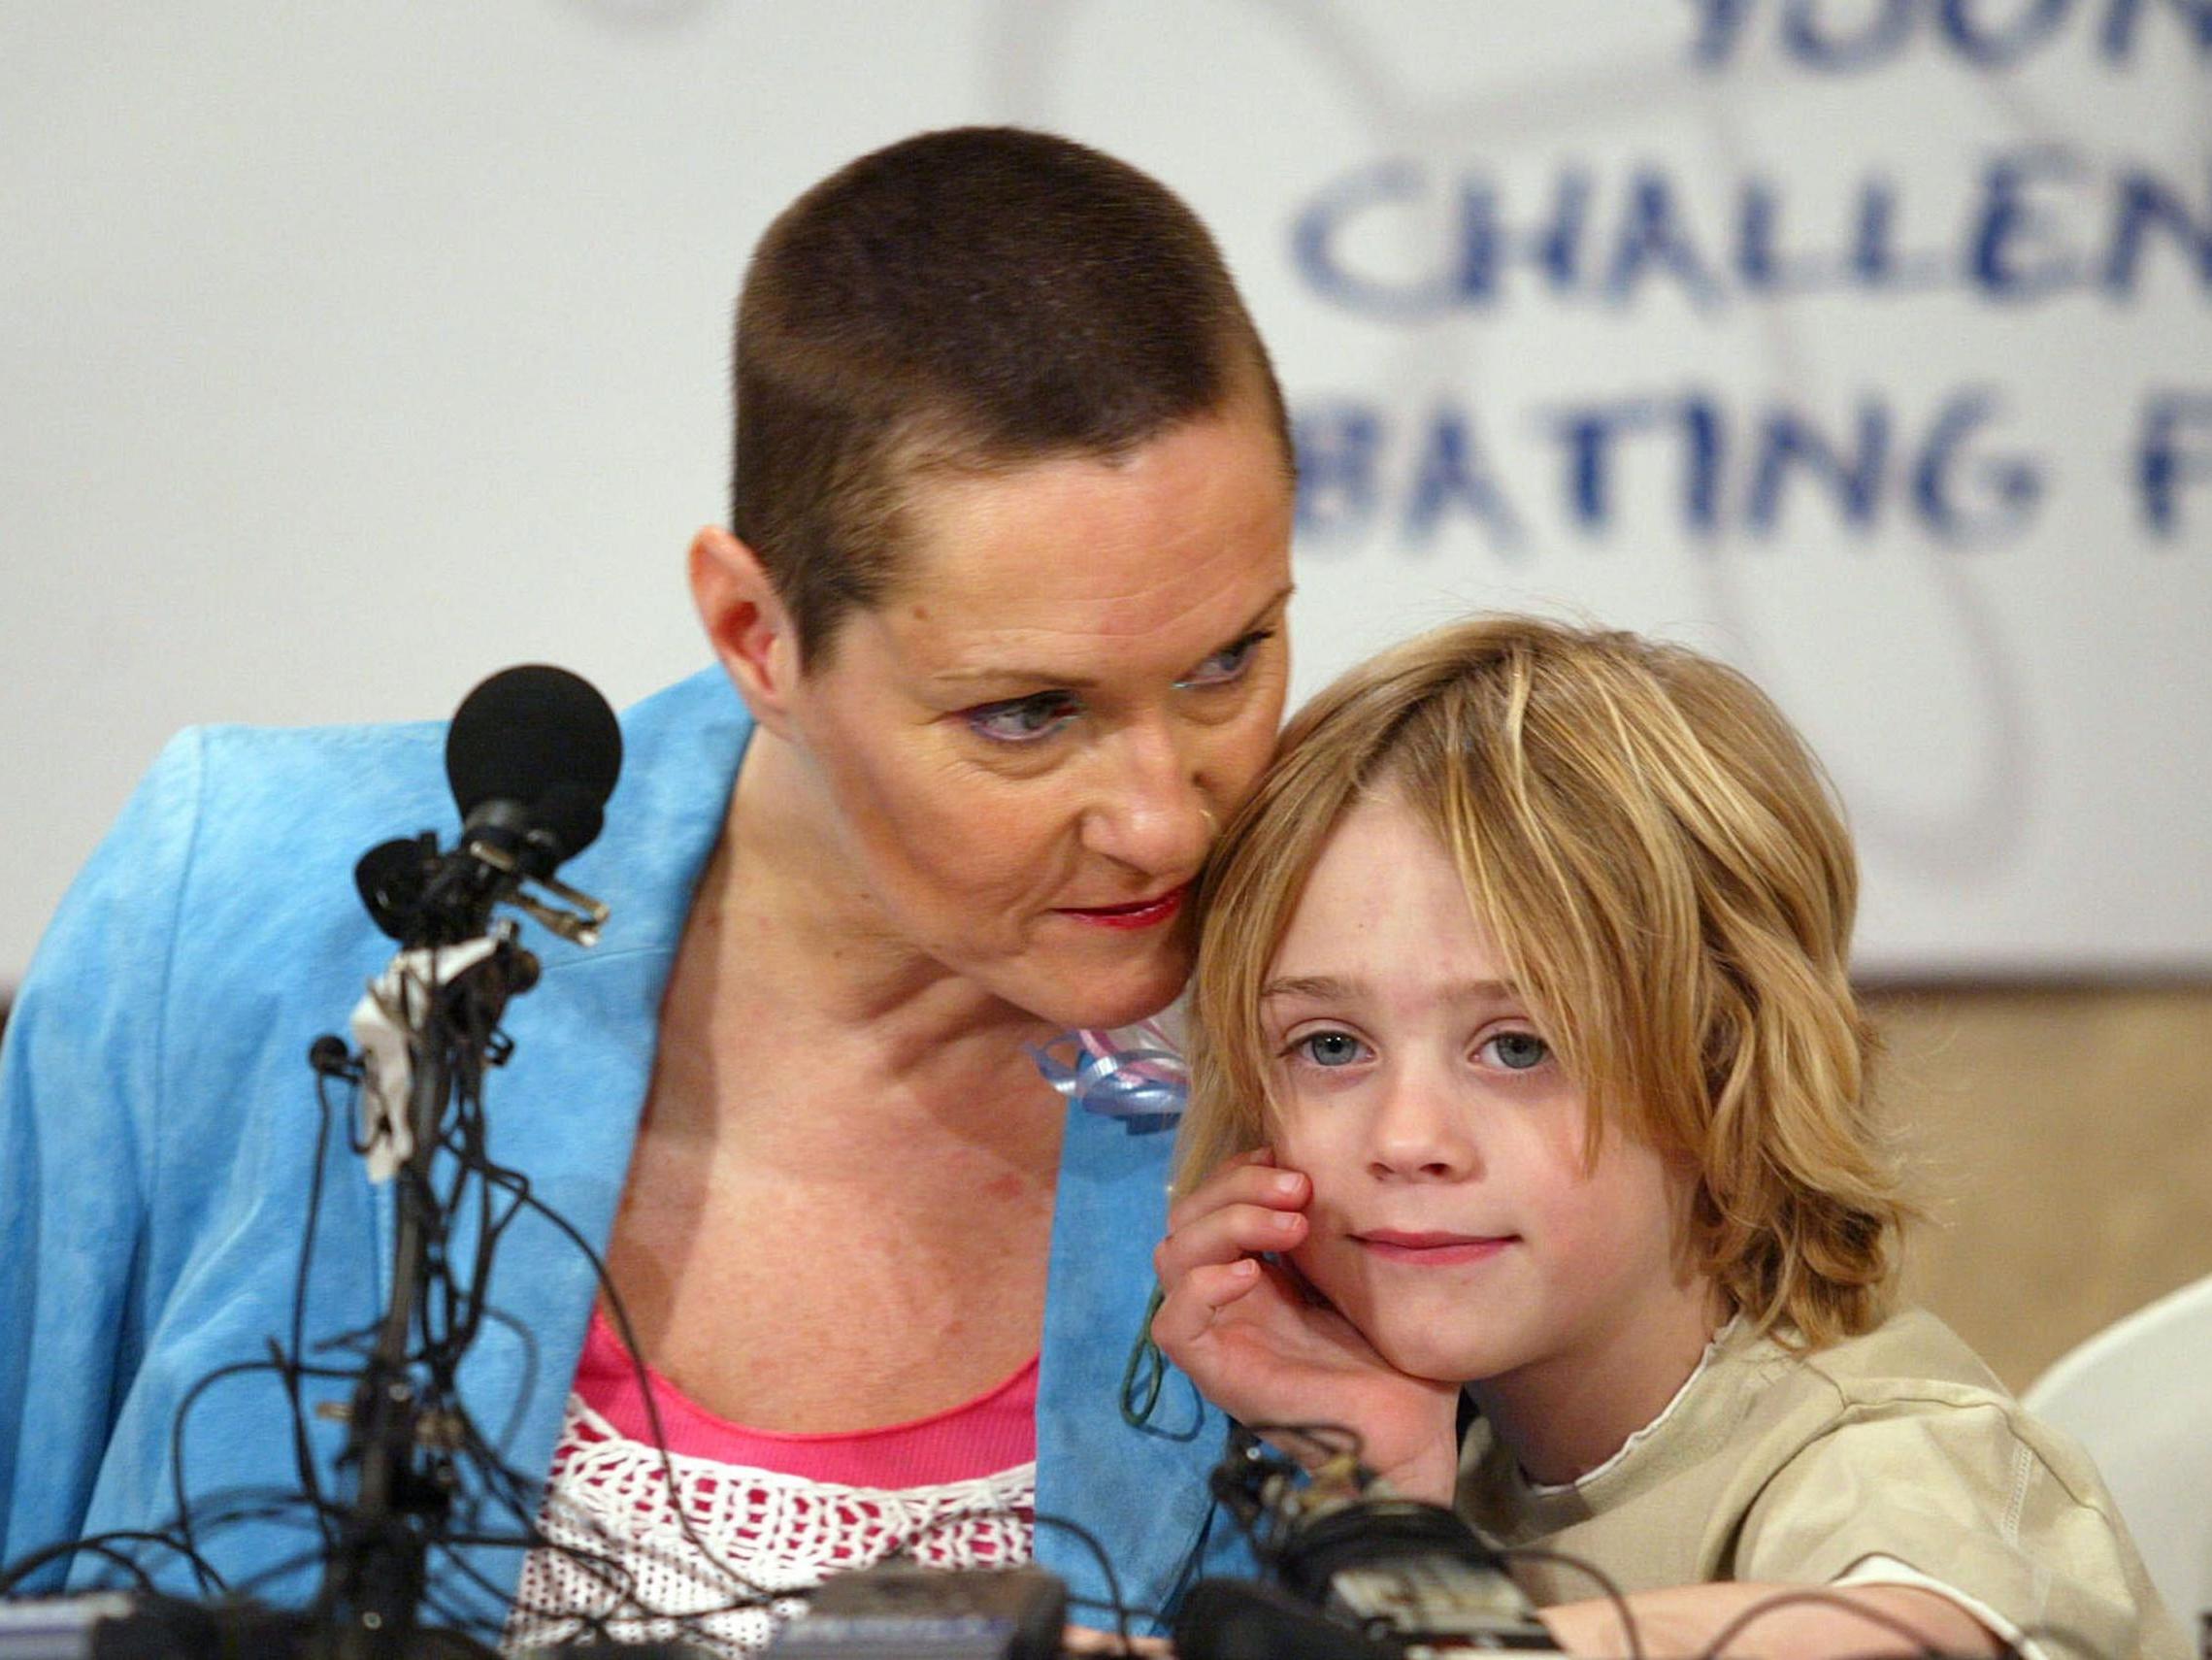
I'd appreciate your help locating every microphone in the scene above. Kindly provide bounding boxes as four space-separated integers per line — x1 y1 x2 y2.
445 664 623 879
354 665 622 945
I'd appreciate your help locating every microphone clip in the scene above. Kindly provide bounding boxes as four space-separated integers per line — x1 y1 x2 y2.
461 838 609 947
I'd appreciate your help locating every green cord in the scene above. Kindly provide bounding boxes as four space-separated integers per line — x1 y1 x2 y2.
1119 1283 1169 1428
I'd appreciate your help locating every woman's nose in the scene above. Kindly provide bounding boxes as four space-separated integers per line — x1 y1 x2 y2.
1078 719 1216 878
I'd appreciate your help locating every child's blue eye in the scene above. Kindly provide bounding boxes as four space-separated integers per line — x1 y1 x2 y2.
1296 1031 1369 1068
964 691 1080 744
1482 1031 1551 1072
1176 630 1271 689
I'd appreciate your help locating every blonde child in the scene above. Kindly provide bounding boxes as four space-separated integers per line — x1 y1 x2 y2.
1152 616 2181 1660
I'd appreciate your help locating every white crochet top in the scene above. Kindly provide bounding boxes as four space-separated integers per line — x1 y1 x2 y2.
503 1395 1037 1655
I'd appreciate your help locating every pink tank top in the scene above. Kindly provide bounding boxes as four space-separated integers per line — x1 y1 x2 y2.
504 1308 1041 1656
571 1303 1040 1483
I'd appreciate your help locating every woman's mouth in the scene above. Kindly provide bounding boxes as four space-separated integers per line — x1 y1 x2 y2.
1054 884 1189 931
1356 1230 1515 1266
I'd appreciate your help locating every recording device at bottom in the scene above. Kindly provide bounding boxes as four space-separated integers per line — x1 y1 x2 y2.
0 1593 708 1660
0 1594 438 1659
1172 1516 1559 1660
1176 1428 1559 1659
762 1560 1067 1660
1273 1494 1555 1652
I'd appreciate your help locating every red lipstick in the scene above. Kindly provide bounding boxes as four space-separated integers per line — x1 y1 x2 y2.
1055 884 1188 932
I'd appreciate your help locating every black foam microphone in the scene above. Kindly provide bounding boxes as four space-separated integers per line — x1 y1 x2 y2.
444 664 623 877
353 666 622 944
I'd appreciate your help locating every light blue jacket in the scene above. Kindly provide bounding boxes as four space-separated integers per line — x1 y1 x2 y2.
0 666 1252 1633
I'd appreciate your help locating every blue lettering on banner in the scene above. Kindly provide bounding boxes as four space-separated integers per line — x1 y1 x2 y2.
1783 0 1919 70
1687 0 2212 66
1685 398 1727 534
1289 402 1386 541
1289 161 1452 321
1291 390 2046 549
1459 172 1593 307
1290 157 2210 315
2104 170 2212 295
1546 399 1667 530
1747 401 1892 533
1280 5 2201 565
1939 0 2075 65
1604 174 1725 308
2099 0 2212 56
1688 0 1761 63
1910 391 2045 542
1738 178 1833 294
2137 391 2212 535
1972 149 2086 299
1403 407 1525 549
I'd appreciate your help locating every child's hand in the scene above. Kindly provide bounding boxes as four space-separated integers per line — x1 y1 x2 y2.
1150 1147 1464 1504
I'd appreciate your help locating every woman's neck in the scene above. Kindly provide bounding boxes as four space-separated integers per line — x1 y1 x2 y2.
661 730 1067 1149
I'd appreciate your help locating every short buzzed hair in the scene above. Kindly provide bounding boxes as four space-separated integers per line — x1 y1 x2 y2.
731 126 1291 666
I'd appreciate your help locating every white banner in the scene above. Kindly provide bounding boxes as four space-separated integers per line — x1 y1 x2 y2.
2 1 2206 979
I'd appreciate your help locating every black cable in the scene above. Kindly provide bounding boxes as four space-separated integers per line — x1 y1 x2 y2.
1706 1597 2096 1660
440 1444 698 1642
1494 1544 1644 1660
107 933 814 1649
1242 1420 1366 1457
441 1528 643 1638
1033 1510 1139 1649
431 1534 615 1642
230 1541 353 1603
445 1520 785 1649
401 1224 796 1643
448 1480 794 1634
283 1068 347 1558
0 1530 206 1597
1693 1583 1951 1659
469 1304 542 1457
51 1543 161 1595
468 1155 787 1608
166 1356 291 1597
1240 1419 1370 1480
1064 1590 1171 1626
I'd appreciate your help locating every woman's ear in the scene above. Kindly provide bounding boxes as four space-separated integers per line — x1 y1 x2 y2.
689 525 801 737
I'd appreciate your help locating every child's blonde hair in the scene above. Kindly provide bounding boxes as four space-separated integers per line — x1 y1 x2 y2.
1181 614 1909 1348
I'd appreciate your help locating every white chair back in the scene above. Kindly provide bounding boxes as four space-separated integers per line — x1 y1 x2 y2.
2022 1274 2212 1631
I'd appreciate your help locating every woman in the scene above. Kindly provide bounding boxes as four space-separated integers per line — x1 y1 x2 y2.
0 128 1294 1649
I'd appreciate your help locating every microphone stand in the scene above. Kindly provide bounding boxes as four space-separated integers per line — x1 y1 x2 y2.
301 664 619 1657
313 923 538 1660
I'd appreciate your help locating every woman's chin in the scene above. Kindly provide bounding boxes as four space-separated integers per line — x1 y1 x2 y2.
1012 953 1186 1035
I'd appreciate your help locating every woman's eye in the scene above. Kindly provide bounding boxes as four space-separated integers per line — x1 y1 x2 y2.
1294 1030 1370 1069
1481 1031 1551 1072
965 691 1079 744
1177 630 1271 689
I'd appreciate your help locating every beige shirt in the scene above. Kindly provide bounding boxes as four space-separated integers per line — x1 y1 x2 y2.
1457 1309 2186 1660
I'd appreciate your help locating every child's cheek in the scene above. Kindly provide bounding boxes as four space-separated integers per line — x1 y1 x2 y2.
1269 1113 1332 1188
1282 1168 1355 1285
1283 1231 1358 1326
